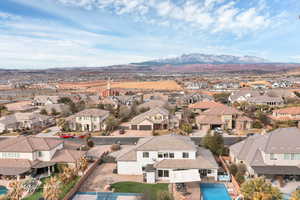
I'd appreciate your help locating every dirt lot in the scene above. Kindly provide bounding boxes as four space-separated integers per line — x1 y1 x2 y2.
110 80 182 91
79 163 143 192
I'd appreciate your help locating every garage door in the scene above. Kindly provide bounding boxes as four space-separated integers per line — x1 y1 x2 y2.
139 125 152 130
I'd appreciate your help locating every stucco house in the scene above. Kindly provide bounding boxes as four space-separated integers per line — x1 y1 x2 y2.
0 136 85 179
130 107 180 130
270 107 300 122
230 127 300 179
0 112 53 133
196 105 252 132
65 108 110 132
32 95 60 106
116 135 218 183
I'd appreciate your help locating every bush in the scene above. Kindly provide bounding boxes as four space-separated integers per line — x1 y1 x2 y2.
236 171 245 185
110 144 121 151
87 140 94 148
229 164 238 176
252 121 263 128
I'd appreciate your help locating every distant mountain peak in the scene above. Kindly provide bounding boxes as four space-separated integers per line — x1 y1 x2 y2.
132 53 269 66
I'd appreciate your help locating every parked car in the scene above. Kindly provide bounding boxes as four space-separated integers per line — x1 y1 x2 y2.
247 133 255 137
119 129 125 135
214 127 223 134
59 134 75 138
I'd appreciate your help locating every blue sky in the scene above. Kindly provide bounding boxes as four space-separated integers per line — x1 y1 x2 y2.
0 0 299 69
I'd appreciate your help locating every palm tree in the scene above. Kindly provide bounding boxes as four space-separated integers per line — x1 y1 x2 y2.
60 166 76 184
290 190 300 200
43 176 61 200
76 156 88 175
8 180 24 200
241 177 283 200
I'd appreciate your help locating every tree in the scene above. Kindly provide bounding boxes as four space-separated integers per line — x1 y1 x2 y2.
60 166 76 184
119 106 131 122
58 97 72 104
290 190 300 200
202 132 224 156
0 105 7 117
51 108 58 116
241 177 283 200
105 115 119 132
76 156 88 175
157 191 173 200
40 109 48 115
8 180 24 200
180 123 193 134
213 92 230 104
43 176 60 200
229 164 238 176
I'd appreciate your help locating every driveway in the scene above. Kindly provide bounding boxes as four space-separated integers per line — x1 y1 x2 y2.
37 126 60 137
79 163 142 192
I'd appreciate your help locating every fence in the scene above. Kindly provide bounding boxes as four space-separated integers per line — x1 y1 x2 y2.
63 151 109 200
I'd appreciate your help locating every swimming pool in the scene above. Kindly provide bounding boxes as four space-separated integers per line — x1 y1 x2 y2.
0 186 7 195
200 183 231 200
73 192 143 200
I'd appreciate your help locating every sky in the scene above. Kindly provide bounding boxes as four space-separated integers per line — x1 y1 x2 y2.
0 0 299 69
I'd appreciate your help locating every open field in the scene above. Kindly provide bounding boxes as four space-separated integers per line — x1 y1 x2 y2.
58 80 107 90
110 80 183 91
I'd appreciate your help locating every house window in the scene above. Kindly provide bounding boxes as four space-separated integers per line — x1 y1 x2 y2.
284 154 291 160
158 153 163 158
270 153 276 160
158 170 169 177
163 153 169 158
143 152 149 158
169 153 174 158
182 152 189 158
2 152 20 158
294 154 300 160
38 151 43 157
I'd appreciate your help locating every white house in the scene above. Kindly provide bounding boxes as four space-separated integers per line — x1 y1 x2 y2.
65 109 110 132
0 136 85 179
116 135 218 183
230 127 300 179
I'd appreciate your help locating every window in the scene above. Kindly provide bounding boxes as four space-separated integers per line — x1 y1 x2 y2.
158 153 163 158
163 153 169 158
169 153 174 158
143 152 149 158
284 153 291 160
183 152 189 158
38 151 43 157
270 153 276 160
2 152 20 159
158 170 169 177
294 154 300 160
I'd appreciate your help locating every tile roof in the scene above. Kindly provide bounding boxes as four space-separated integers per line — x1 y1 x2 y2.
74 109 110 117
188 101 224 109
130 107 169 125
153 147 218 169
51 149 86 163
0 136 63 153
273 107 300 115
202 105 242 115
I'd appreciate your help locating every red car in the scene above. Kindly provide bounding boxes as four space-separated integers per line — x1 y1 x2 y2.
59 134 75 138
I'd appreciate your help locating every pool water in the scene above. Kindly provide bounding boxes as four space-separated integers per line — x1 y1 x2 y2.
200 183 231 200
0 186 8 195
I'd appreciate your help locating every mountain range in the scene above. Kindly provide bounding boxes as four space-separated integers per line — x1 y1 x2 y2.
131 53 269 66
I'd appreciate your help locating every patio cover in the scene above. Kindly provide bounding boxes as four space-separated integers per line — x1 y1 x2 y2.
170 169 201 183
252 166 300 175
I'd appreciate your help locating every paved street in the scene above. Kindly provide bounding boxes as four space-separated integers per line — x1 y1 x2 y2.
36 126 61 137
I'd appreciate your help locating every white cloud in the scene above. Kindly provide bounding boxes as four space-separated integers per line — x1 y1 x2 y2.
0 12 21 20
54 0 285 37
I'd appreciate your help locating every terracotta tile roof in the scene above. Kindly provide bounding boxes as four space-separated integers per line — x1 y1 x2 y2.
188 101 224 109
273 107 300 115
196 115 224 125
74 109 110 117
202 105 242 115
51 149 86 163
0 136 63 153
0 159 35 175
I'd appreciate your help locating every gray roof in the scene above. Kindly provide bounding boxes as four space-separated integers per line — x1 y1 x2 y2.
73 109 110 117
117 135 198 161
130 107 169 125
154 147 218 169
252 166 300 175
230 127 300 167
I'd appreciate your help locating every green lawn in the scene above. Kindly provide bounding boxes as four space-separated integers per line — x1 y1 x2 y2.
23 176 80 200
111 181 169 200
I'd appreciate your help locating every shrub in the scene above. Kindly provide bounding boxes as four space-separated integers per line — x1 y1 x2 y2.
229 164 238 176
236 171 245 185
110 144 121 151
